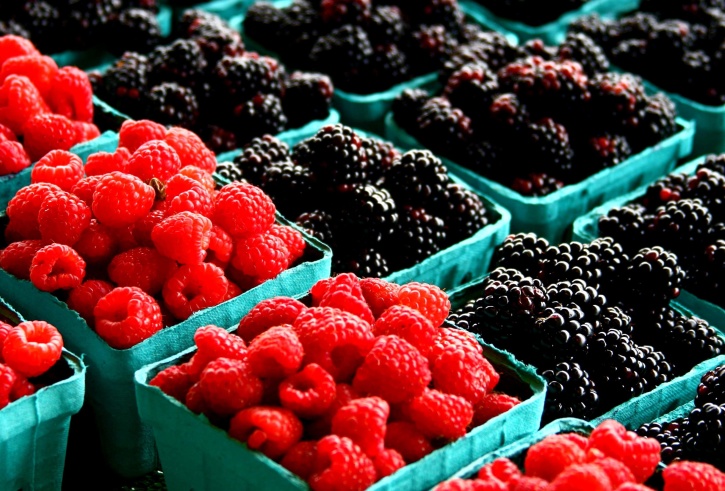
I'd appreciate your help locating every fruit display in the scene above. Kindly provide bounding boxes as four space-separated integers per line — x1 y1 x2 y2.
0 118 311 350
470 0 589 27
448 233 724 424
91 9 334 153
431 419 725 490
148 273 536 491
216 124 496 278
391 32 679 197
637 364 725 470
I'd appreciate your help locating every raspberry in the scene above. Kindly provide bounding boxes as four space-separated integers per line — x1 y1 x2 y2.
0 55 58 101
0 123 15 141
663 461 725 491
6 182 61 240
247 325 304 379
198 357 263 417
279 362 336 418
94 286 163 349
70 175 103 206
0 140 30 175
294 307 375 382
0 74 48 136
309 435 377 491
149 364 194 403
478 458 522 483
1 320 62 378
407 388 474 440
92 171 156 228
332 396 390 457
152 211 212 265
162 262 228 321
0 35 39 67
0 363 16 408
30 149 83 192
397 282 450 327
589 457 635 488
310 277 335 306
29 243 85 291
46 66 93 123
547 463 613 491
73 121 100 142
108 247 178 296
373 305 436 356
67 279 114 326
229 406 304 460
110 223 139 252
509 476 549 490
525 434 587 481
118 119 167 153
23 113 79 162
587 419 660 483
184 325 247 379
0 322 14 360
237 297 307 343
318 273 375 325
10 374 35 401
0 240 45 280
353 335 430 403
384 421 434 463
184 382 208 414
268 224 306 264
472 392 521 427
360 277 401 318
37 190 91 246
212 182 276 238
165 181 214 218
164 126 216 174
432 478 498 490
206 225 233 268
179 165 215 193
73 219 117 265
281 441 318 479
224 281 242 301
615 485 654 491
373 448 405 479
84 151 128 176
127 140 182 183
231 232 291 286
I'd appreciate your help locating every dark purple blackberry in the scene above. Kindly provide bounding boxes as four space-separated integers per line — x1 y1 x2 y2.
587 236 630 286
320 0 371 26
295 210 338 249
242 2 288 52
66 0 123 49
649 199 712 255
630 93 678 152
511 173 565 197
414 97 472 162
684 167 725 220
332 246 391 278
588 72 648 133
695 365 725 408
524 118 575 179
188 20 245 67
148 39 207 88
416 0 466 39
382 149 450 209
464 140 508 183
365 5 405 45
215 161 244 183
681 402 725 469
598 204 651 253
175 9 220 38
569 14 617 51
522 39 557 60
391 88 430 133
369 44 410 91
309 25 373 93
489 92 530 136
662 316 723 374
329 183 398 247
557 32 610 77
107 8 161 56
281 72 333 128
546 279 607 322
233 94 287 146
699 154 725 176
16 1 60 52
293 124 368 186
610 39 649 74
212 55 283 110
362 137 400 184
260 161 316 218
691 239 725 305
648 19 695 59
389 206 447 270
490 232 550 276
440 34 518 83
443 62 499 128
636 419 686 464
641 171 689 212
145 82 199 128
623 246 685 308
540 361 600 423
539 241 601 287
406 24 458 75
599 306 634 336
640 344 674 391
487 267 527 283
531 303 594 366
435 183 489 246
615 11 658 40
576 133 632 171
231 135 291 186
99 52 149 117
198 124 237 155
278 0 323 63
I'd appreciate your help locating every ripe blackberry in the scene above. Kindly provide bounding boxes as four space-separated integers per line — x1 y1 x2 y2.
648 20 694 59
294 124 368 186
681 402 725 469
598 205 651 253
639 344 674 391
539 242 602 288
199 124 237 155
108 8 161 56
295 210 338 249
309 25 373 93
642 171 689 212
685 167 725 220
577 133 632 171
67 0 123 49
661 316 723 374
557 32 610 77
695 365 725 408
382 149 450 209
692 240 725 306
464 140 507 183
416 0 466 39
441 37 518 82
145 82 199 128
623 246 685 307
232 135 291 186
587 329 648 408
522 39 558 60
511 173 565 197
588 72 648 132
242 2 288 52
546 279 607 322
489 93 531 136
260 161 316 218
487 267 527 283
569 14 617 51
610 39 648 74
587 237 630 293
406 24 458 75
524 118 575 178
212 55 283 110
391 88 430 133
320 0 371 26
330 183 398 247
365 5 405 45
388 206 447 270
414 97 472 161
699 154 725 176
278 0 323 62
148 38 207 88
363 137 400 184
436 183 489 246
540 361 600 423
615 12 658 40
369 44 410 91
631 93 678 152
531 303 594 366
649 199 712 256
17 1 60 52
233 94 288 146
636 419 686 464
175 10 220 38
282 72 333 128
599 306 634 336
332 246 390 278
99 52 149 117
443 62 499 127
215 161 244 183
490 232 550 276
188 21 245 67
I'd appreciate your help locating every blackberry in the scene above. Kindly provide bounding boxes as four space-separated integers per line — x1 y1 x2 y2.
546 279 607 322
188 21 245 67
233 136 291 187
615 12 658 40
66 0 123 49
108 8 161 56
414 97 472 161
489 93 530 136
332 246 391 278
623 246 685 308
587 237 630 292
577 133 632 171
681 402 725 469
382 149 450 209
242 2 288 52
145 82 199 128
610 39 649 74
588 72 648 132
490 232 550 276
639 344 674 391
281 72 333 128
539 241 600 286
330 183 398 247
260 161 316 218
464 140 507 183
369 44 410 92
569 14 617 51
699 154 725 176
198 124 237 155
631 93 678 152
649 199 712 255
365 5 405 45
648 20 694 59
212 55 283 110
440 36 518 82
293 124 368 186
17 1 60 52
148 39 207 88
279 0 323 63
684 167 725 220
391 88 430 133
524 118 575 180
487 267 527 283
557 32 610 77
233 94 287 146
406 24 458 74
511 173 565 197
598 205 651 253
320 0 371 26
175 10 220 38
389 206 447 270
295 210 338 249
540 361 600 423
636 419 686 464
443 62 499 127
99 52 149 117
416 0 465 39
436 183 489 246
693 240 725 304
215 161 244 183
362 137 400 184
0 20 30 40
696 365 725 408
641 172 689 212
662 316 723 374
531 303 594 366
599 306 634 336
309 25 373 93
522 39 557 60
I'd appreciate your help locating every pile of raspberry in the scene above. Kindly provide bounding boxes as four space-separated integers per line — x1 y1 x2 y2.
392 32 678 196
150 274 525 491
243 0 486 94
571 1 725 106
91 9 334 154
0 35 101 175
0 119 308 350
0 319 65 410
473 0 588 26
432 419 725 491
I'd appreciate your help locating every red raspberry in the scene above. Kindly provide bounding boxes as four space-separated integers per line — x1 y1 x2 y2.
165 180 214 218
164 126 216 174
0 74 48 136
615 485 654 491
213 182 276 238
309 435 377 491
0 35 39 67
373 448 405 479
0 140 30 175
29 243 85 291
385 421 434 463
6 182 61 240
118 119 167 153
37 190 91 246
229 406 304 460
407 388 473 440
108 247 178 296
360 277 402 319
318 273 375 325
70 175 103 206
397 282 451 327
352 335 430 403
23 113 80 162
663 461 725 491
587 419 660 483
84 150 128 176
127 140 182 183
1 320 62 378
237 296 307 343
509 476 548 491
231 232 291 285
225 281 242 300
67 279 114 326
149 364 194 403
268 224 306 263
198 357 263 416
179 165 215 193
162 262 228 321
46 66 93 123
589 457 635 488
10 373 35 401
183 325 247 379
477 458 522 483
433 478 502 491
30 149 83 192
332 396 390 457
472 392 521 427
184 382 208 414
92 171 155 228
279 362 336 418
207 225 233 268
94 286 163 349
547 463 613 491
0 54 58 100
132 209 166 247
73 121 100 142
0 123 15 141
373 305 436 356
152 211 212 265
294 307 375 382
0 363 16 408
247 325 303 379
0 321 14 361
281 441 317 480
0 239 45 280
310 277 334 306
110 223 139 252
73 219 117 265
525 434 587 481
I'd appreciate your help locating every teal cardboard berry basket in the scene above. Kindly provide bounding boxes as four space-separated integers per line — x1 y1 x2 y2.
385 113 694 243
134 321 546 491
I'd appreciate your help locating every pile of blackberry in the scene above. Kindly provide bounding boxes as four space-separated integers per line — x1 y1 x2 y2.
242 0 487 94
637 364 725 470
598 153 725 308
569 1 725 106
392 33 678 196
215 124 493 277
473 0 588 26
91 10 334 153
448 233 723 424
0 0 162 55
